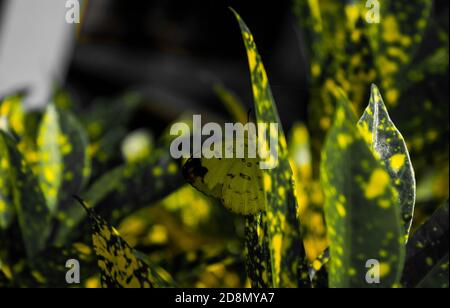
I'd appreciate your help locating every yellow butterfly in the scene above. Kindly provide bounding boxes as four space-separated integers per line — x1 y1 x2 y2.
182 135 266 215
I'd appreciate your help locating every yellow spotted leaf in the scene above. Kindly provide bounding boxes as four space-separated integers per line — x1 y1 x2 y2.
0 131 51 259
321 88 405 288
358 84 416 239
37 104 91 215
53 118 186 246
76 197 172 288
402 200 448 288
233 9 310 287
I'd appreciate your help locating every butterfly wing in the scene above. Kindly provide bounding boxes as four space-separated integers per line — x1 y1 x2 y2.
182 156 232 199
182 133 265 215
221 157 265 214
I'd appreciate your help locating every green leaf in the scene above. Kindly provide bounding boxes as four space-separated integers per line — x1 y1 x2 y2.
0 147 15 230
37 104 91 214
320 88 405 288
8 243 97 288
292 0 325 80
75 197 171 288
367 0 433 106
244 214 272 288
416 254 449 288
357 84 416 239
82 92 143 178
310 249 329 288
53 137 184 245
232 9 310 288
402 200 449 288
0 95 26 136
0 131 52 259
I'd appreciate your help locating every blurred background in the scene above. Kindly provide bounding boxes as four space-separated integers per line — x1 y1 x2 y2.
0 0 448 288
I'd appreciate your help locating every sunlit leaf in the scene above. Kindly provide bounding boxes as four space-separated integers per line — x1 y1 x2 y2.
321 88 404 288
358 84 416 239
0 131 52 259
37 104 91 214
76 197 171 288
402 200 449 288
233 9 310 287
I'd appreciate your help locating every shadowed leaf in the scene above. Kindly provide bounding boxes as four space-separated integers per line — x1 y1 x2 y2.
0 131 52 259
53 136 184 245
417 254 449 288
402 200 449 288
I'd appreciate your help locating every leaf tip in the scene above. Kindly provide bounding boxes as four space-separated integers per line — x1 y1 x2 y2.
73 195 89 211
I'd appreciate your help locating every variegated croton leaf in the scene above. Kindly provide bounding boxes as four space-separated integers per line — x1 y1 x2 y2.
232 9 310 288
75 196 172 288
37 103 91 229
358 84 416 239
0 131 52 259
402 200 449 288
321 88 405 288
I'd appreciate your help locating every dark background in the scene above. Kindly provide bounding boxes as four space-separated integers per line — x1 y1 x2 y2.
66 0 308 133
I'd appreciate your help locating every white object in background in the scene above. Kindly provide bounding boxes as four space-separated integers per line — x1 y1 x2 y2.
0 0 78 110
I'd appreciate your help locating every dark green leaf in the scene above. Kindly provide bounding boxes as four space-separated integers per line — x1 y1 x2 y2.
53 138 184 245
402 201 449 288
367 0 433 106
416 254 449 288
0 131 52 259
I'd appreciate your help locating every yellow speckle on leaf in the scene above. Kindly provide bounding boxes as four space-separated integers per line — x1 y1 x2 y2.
336 202 346 218
152 166 163 177
263 174 272 191
390 154 406 172
247 48 257 72
385 89 399 105
380 262 391 278
311 63 321 77
365 168 390 199
167 163 178 174
312 260 322 271
337 134 352 149
272 234 282 285
278 186 285 198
